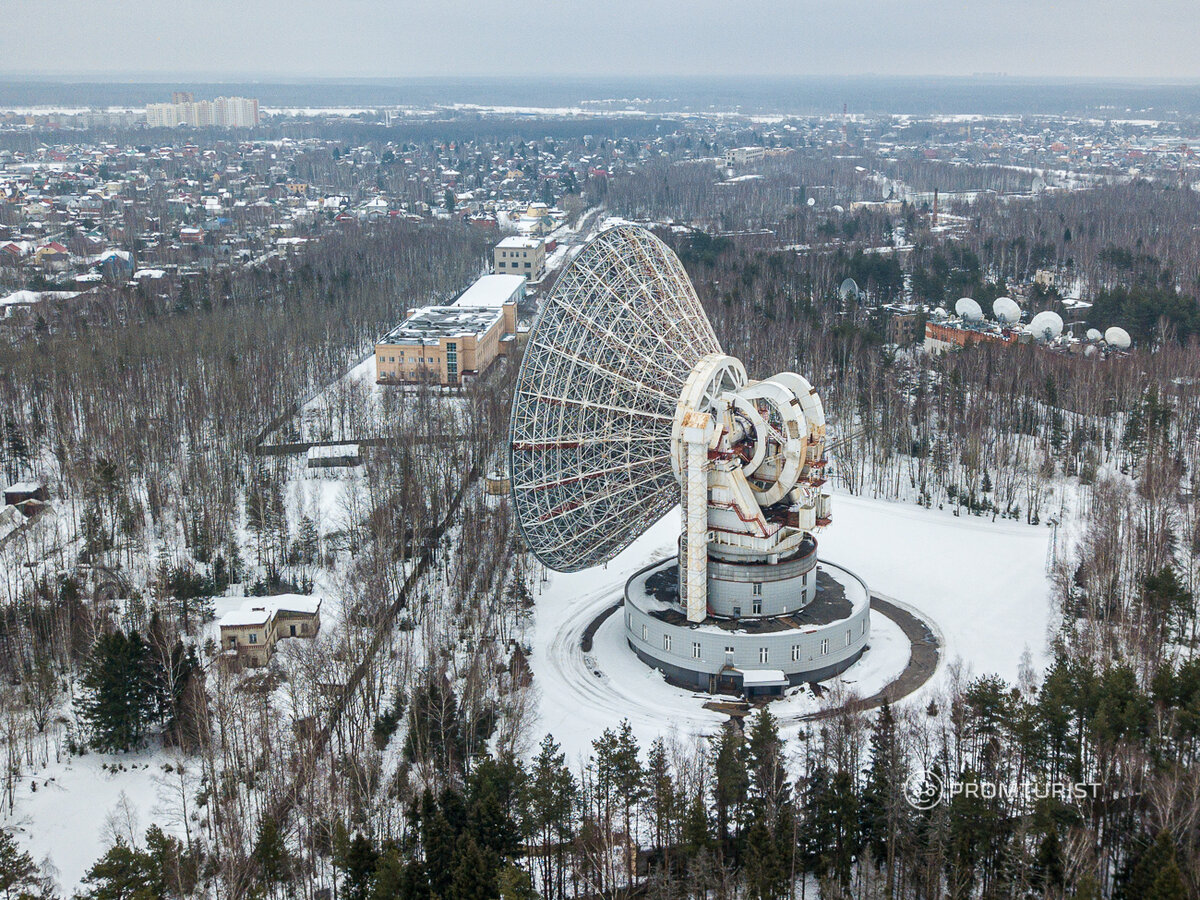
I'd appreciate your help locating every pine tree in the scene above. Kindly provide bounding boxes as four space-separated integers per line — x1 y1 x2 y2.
644 738 678 862
1121 831 1186 900
76 840 156 899
466 754 525 866
0 829 38 900
79 630 158 751
496 863 536 900
860 698 906 890
334 830 378 900
1033 828 1065 894
450 834 494 900
712 723 747 855
593 720 643 872
296 514 319 564
523 735 575 900
421 790 458 900
254 814 290 888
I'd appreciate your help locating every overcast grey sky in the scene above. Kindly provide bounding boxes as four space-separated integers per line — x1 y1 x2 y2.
3 0 1198 80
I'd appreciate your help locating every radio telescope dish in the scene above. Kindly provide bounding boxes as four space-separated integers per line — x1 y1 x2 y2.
1028 310 1063 341
992 297 1021 325
1104 326 1131 350
839 278 860 301
955 297 983 321
509 225 722 571
1086 327 1103 342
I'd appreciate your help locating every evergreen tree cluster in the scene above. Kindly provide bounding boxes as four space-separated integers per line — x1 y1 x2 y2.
77 625 201 752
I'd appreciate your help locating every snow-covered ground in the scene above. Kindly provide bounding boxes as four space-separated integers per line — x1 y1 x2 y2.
817 491 1053 684
7 741 189 891
527 490 1053 762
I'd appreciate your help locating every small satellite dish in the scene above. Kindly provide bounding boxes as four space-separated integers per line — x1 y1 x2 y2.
1085 328 1103 342
832 204 845 214
933 307 948 320
1028 310 1063 342
807 197 816 207
1104 326 1132 350
992 297 1021 325
955 297 983 322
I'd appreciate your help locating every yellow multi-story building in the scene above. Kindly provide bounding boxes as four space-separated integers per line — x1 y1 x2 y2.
375 274 523 386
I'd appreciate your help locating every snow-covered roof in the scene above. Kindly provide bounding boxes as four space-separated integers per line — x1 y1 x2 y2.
5 480 43 493
270 594 322 615
306 443 359 460
496 235 543 249
453 274 525 309
0 289 78 308
217 605 272 628
380 305 504 345
738 669 789 687
217 594 322 628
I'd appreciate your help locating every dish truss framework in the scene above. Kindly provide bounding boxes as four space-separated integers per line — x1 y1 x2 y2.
510 224 721 572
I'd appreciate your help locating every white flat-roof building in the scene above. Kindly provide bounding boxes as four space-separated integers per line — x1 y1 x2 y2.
724 146 766 166
454 273 526 308
218 594 322 669
375 304 516 386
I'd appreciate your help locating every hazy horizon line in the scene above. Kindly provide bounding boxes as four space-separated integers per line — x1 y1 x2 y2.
4 72 1200 86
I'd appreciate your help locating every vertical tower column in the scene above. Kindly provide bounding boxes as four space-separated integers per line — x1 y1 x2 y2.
681 414 710 623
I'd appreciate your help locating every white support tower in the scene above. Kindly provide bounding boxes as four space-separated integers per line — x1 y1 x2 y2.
680 411 711 622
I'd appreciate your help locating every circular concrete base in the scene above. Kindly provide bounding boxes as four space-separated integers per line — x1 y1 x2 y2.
623 557 872 694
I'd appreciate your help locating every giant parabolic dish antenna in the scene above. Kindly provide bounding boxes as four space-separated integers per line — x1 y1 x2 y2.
510 224 870 692
509 225 722 571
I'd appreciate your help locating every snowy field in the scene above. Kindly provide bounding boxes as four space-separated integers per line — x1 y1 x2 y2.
8 741 189 889
817 491 1054 684
527 490 1053 762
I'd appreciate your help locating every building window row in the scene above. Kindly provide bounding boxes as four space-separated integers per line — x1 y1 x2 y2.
634 616 859 665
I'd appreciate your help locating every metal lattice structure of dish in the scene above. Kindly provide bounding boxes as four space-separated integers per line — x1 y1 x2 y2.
510 224 870 696
510 225 721 571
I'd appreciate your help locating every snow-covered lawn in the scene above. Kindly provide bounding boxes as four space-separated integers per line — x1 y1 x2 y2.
527 491 1053 762
817 491 1053 685
8 740 189 892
